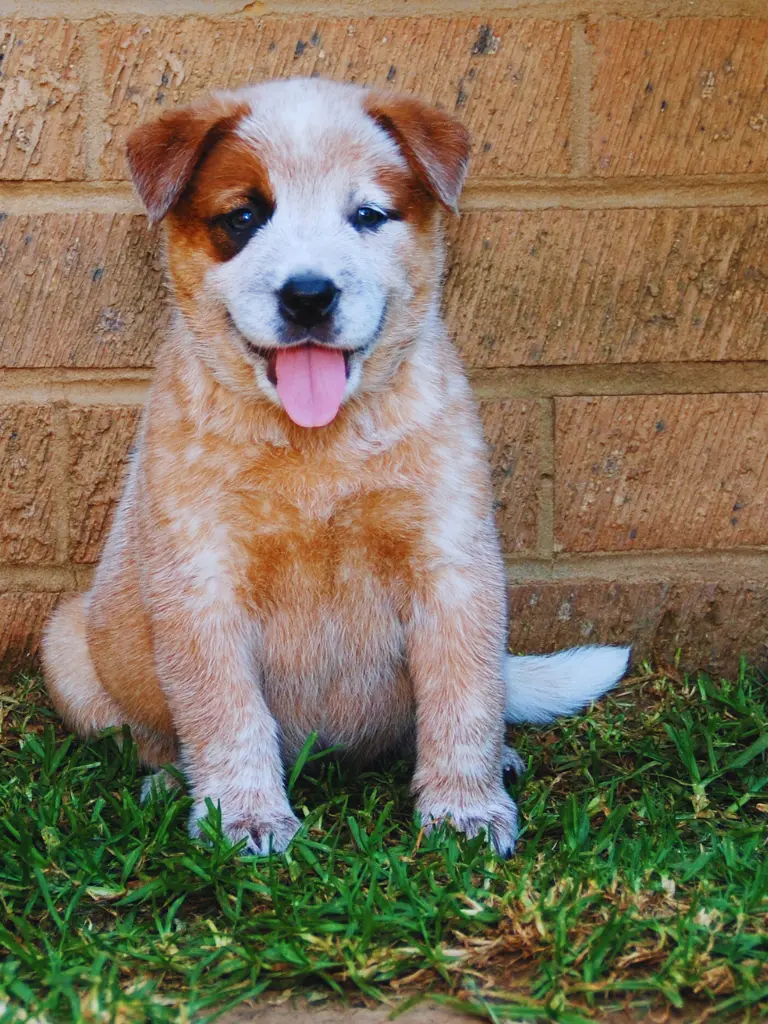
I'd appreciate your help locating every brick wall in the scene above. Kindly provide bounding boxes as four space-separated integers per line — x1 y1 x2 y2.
1 0 767 676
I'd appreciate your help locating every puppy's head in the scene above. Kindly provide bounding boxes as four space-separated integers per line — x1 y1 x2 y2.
127 78 469 428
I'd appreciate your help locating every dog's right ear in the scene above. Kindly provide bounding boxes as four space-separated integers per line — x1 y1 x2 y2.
126 96 246 224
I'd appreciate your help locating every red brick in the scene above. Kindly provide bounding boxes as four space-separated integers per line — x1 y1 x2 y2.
0 214 167 368
555 394 768 553
0 20 86 180
508 579 768 676
0 406 56 564
480 400 541 553
590 19 768 176
0 591 60 675
99 17 571 180
68 407 141 564
445 206 768 368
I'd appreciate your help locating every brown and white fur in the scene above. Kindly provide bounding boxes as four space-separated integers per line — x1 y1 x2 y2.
42 79 629 857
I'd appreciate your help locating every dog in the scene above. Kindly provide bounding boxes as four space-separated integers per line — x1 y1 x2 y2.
42 78 629 857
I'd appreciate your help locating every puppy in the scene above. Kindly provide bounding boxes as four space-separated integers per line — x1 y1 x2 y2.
42 78 629 857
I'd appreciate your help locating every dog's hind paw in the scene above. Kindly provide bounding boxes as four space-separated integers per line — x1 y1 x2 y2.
140 767 182 804
501 743 526 778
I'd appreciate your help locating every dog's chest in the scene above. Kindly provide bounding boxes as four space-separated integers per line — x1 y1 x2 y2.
239 484 422 755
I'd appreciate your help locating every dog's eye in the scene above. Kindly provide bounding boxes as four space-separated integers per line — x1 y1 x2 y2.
216 200 272 250
225 208 257 233
351 205 389 232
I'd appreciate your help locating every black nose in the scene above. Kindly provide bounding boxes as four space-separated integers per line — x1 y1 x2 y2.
278 274 340 328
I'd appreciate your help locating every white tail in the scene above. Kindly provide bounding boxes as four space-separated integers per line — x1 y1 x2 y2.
504 646 631 725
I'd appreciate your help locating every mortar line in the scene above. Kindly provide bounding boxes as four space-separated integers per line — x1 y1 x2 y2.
536 398 555 559
0 1 766 21
468 363 768 400
460 177 768 210
49 404 72 566
3 548 768 594
504 549 768 586
0 378 152 406
0 565 83 592
569 18 591 178
79 21 108 181
3 362 768 405
3 177 767 214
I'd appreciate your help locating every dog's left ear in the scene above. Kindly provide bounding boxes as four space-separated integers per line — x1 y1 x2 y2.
365 94 470 214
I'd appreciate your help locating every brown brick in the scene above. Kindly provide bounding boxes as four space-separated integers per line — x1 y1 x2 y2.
0 406 56 564
0 21 86 180
480 400 541 553
555 394 768 553
8 203 764 371
0 214 167 368
508 579 768 676
68 406 140 564
590 19 768 177
445 207 768 368
99 17 570 180
0 591 60 675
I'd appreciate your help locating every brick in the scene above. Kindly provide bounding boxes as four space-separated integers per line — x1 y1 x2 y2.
99 17 571 180
0 214 167 367
7 204 765 371
590 19 768 177
0 20 86 180
0 406 56 564
555 394 768 553
445 206 768 368
480 401 541 553
0 591 60 675
508 579 768 676
68 407 141 564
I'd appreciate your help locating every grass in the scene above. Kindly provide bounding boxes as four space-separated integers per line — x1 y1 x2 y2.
0 663 766 1023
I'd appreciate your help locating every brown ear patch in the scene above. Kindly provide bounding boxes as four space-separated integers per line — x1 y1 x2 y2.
169 133 275 263
365 94 470 214
126 96 249 223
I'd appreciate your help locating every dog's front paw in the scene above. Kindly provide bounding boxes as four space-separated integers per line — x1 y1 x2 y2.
223 811 301 856
416 788 518 858
190 799 301 856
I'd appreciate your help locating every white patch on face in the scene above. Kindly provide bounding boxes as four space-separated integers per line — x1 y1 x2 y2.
203 78 419 408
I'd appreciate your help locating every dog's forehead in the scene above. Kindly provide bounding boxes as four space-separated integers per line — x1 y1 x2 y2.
232 78 404 180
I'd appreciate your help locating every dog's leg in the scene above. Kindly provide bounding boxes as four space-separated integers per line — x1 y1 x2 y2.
148 589 299 856
405 581 518 857
43 593 177 766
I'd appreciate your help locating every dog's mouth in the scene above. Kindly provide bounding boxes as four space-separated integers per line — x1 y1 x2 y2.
224 308 386 429
246 342 360 386
246 341 365 428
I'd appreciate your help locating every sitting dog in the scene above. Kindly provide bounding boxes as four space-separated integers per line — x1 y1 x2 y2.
42 78 629 856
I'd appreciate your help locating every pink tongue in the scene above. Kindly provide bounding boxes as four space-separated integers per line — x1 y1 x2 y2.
274 345 347 428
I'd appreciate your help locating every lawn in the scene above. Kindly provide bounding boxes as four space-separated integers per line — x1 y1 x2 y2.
0 663 766 1023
